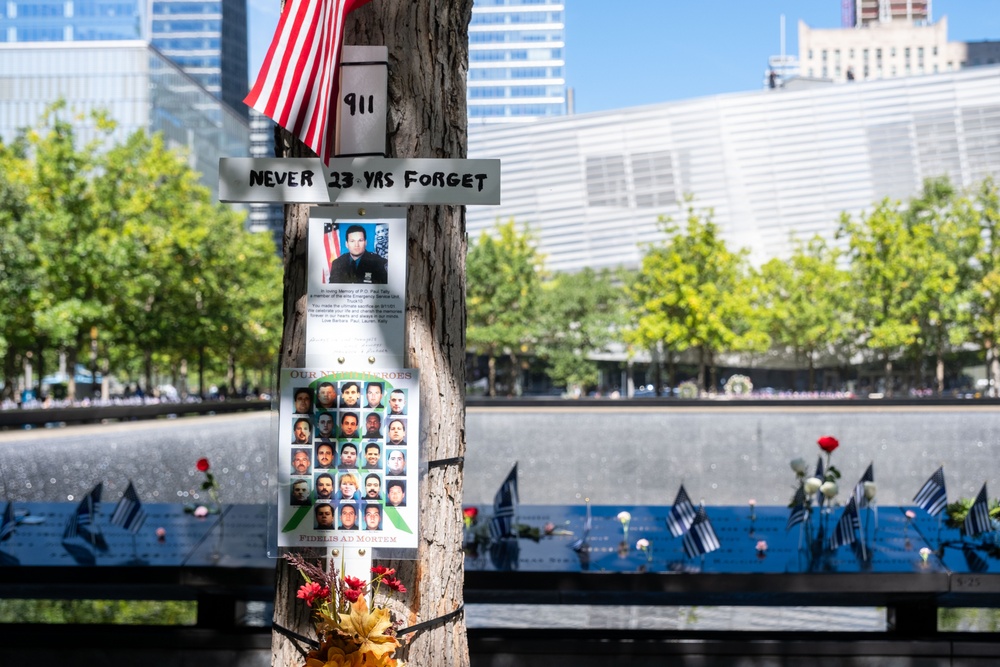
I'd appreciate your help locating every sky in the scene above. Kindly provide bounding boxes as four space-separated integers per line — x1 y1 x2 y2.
246 1 1000 115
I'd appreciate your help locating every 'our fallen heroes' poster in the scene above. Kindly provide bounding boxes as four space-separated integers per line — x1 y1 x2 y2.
278 368 418 549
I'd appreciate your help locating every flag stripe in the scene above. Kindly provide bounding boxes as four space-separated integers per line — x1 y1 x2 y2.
965 484 991 537
667 485 696 537
914 466 947 516
245 0 372 165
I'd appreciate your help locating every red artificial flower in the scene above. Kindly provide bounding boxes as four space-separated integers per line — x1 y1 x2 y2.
196 458 211 472
463 507 478 520
817 436 839 453
382 576 406 593
371 566 395 577
344 575 366 591
343 588 362 602
296 582 328 607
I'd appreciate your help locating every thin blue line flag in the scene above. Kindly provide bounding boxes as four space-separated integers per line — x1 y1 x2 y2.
854 463 874 509
682 505 721 559
913 466 947 517
111 481 147 534
964 483 991 538
829 496 861 550
786 484 809 531
489 464 518 540
667 484 696 537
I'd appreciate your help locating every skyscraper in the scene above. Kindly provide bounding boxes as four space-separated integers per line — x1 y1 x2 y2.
468 0 567 124
0 0 247 118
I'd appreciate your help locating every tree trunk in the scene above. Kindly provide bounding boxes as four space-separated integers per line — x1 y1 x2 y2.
651 343 662 396
808 351 815 392
270 2 472 666
884 355 894 398
487 354 496 397
697 346 706 391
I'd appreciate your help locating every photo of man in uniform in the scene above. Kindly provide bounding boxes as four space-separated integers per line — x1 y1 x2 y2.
340 382 361 408
328 224 388 285
386 480 405 507
388 389 406 415
363 413 382 439
294 388 313 415
315 412 336 442
339 504 359 530
314 503 335 530
291 479 311 506
316 443 335 469
364 473 382 501
339 443 358 468
365 382 384 409
316 382 337 410
386 450 406 476
340 412 360 439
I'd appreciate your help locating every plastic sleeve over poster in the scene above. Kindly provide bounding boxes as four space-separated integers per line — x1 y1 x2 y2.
277 368 419 549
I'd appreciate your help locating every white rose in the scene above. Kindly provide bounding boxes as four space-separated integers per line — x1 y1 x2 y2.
635 538 650 550
820 481 838 499
617 511 631 524
804 477 822 494
863 481 877 501
790 458 808 475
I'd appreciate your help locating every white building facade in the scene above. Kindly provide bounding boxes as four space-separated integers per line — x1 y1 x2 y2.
468 66 1000 274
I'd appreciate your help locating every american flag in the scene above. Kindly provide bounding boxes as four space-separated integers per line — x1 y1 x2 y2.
489 464 518 540
853 463 874 509
786 484 809 531
667 484 696 537
111 481 147 534
829 496 860 550
964 484 991 538
914 466 947 517
245 0 374 165
682 505 720 559
323 222 342 282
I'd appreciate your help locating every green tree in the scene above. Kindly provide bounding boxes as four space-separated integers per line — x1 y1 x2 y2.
22 103 120 399
838 200 925 397
534 267 627 392
902 178 980 394
628 202 768 392
0 143 38 399
758 236 850 391
13 102 282 398
466 219 544 396
968 177 1000 393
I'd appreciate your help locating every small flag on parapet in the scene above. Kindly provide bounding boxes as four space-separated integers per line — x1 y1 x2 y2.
682 505 720 559
829 496 861 550
64 494 93 540
667 485 696 537
914 466 947 516
964 484 991 538
786 485 809 531
489 464 518 540
0 501 15 541
111 481 147 534
854 463 874 509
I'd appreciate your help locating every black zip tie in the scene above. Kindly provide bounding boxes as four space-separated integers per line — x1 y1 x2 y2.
426 456 464 469
272 621 320 654
397 604 465 636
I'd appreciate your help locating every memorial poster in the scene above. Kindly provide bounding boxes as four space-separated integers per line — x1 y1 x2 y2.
306 206 407 367
278 368 419 549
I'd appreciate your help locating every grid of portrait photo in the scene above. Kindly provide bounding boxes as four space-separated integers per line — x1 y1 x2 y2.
288 379 411 533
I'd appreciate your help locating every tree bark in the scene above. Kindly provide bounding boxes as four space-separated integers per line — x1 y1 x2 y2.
270 2 472 666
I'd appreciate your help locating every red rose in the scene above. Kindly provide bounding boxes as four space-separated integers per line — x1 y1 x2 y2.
196 458 210 472
463 507 478 519
817 436 839 453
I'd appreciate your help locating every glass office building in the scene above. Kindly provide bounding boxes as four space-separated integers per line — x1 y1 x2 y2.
0 0 247 119
468 0 566 124
0 41 250 200
468 65 1000 273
